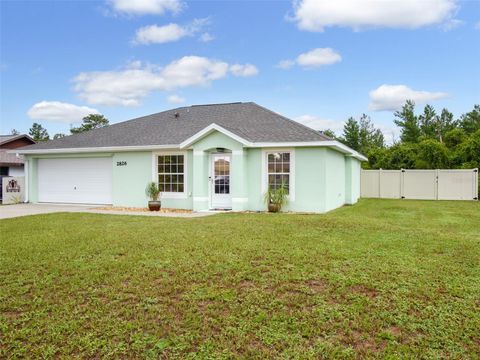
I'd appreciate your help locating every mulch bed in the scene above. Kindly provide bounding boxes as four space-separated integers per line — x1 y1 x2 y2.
93 206 192 214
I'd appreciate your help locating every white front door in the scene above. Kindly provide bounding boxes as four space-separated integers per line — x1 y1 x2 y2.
38 157 113 204
210 154 232 209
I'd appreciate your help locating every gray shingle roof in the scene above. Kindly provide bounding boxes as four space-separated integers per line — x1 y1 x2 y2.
0 150 25 166
18 102 330 151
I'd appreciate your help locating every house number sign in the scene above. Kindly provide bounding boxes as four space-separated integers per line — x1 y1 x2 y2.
116 161 127 166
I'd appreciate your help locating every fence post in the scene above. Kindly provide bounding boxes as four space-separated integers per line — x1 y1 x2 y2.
400 169 405 199
474 168 478 200
379 168 382 198
435 169 439 200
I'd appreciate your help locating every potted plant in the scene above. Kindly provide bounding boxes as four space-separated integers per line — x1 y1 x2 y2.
145 182 161 211
264 184 288 213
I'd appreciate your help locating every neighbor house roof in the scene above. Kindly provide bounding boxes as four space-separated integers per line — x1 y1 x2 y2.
1 134 35 166
0 135 19 144
0 150 25 166
0 134 35 147
13 103 367 160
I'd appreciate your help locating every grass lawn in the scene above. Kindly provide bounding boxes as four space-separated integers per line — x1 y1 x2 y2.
1 199 479 359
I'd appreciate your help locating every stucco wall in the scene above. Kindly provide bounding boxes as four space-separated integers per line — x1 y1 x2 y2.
324 148 346 212
345 157 361 205
112 152 151 207
24 142 362 212
246 147 328 213
8 166 24 177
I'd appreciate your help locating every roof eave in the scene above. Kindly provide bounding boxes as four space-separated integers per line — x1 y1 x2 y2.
0 134 35 146
10 144 180 155
11 140 367 161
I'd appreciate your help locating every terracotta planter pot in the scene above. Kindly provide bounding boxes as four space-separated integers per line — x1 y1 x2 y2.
268 203 281 213
148 201 161 211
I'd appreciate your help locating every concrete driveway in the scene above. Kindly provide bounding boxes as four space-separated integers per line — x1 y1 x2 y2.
0 203 96 219
0 203 215 219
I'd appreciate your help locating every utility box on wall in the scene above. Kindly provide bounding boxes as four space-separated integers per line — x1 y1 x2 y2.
1 176 25 204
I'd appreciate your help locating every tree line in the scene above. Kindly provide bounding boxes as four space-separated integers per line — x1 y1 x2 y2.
326 101 479 171
11 114 110 142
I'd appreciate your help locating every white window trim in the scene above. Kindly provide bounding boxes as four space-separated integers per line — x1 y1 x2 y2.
261 149 295 202
151 151 188 199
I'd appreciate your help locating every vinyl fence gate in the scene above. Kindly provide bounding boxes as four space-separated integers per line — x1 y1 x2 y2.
361 169 478 201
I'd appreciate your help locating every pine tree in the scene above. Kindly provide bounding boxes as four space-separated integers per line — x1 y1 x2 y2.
29 123 49 141
342 117 360 151
418 104 437 139
70 114 109 134
394 100 421 143
459 105 480 134
435 108 456 143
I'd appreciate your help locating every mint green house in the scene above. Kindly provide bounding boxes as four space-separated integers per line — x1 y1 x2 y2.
15 103 366 213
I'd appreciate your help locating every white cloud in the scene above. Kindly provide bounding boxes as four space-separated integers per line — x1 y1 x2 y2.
135 24 188 44
276 60 295 69
199 32 214 42
296 48 342 68
292 0 459 31
277 48 341 70
167 94 185 104
27 101 99 123
369 84 449 111
134 18 209 45
73 57 258 106
229 64 259 77
441 19 464 31
108 0 183 15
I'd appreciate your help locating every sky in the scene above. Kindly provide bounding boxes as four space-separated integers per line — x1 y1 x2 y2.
1 0 479 143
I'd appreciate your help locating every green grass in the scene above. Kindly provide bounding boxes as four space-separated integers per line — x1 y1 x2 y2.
1 199 479 359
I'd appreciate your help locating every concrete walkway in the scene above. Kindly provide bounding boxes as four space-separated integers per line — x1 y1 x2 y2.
0 203 215 220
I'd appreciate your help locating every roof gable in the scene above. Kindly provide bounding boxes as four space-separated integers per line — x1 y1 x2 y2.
0 134 35 148
180 123 252 148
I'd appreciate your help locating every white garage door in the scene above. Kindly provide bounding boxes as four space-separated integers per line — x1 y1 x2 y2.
38 157 112 204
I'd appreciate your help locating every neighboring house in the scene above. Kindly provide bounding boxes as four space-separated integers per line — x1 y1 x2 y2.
1 134 36 202
0 134 36 177
14 103 366 212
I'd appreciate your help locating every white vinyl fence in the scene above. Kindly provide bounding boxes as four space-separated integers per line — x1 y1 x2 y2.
361 169 478 201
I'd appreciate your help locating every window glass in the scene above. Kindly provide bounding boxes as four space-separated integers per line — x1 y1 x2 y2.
267 152 290 193
158 155 185 193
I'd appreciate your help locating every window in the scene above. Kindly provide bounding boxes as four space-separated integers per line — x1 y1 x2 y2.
213 155 230 194
157 155 184 193
267 152 290 193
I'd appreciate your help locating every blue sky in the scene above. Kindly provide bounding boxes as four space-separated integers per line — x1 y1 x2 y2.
1 0 479 142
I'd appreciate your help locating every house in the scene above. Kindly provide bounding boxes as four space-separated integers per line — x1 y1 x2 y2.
1 134 36 177
13 103 366 212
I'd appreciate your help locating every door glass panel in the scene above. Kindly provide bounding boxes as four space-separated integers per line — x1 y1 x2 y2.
214 155 230 194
